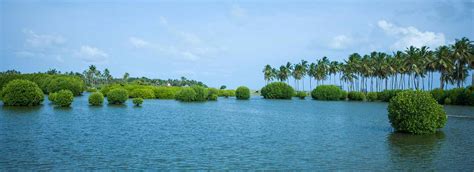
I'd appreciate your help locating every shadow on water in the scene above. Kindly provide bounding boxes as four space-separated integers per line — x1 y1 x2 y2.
107 104 127 108
387 131 445 170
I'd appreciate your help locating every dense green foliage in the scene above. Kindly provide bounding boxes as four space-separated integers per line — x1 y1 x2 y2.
51 90 74 107
47 77 85 96
175 87 197 102
208 94 218 101
48 92 57 102
218 89 235 98
366 92 378 102
263 37 473 94
107 88 129 104
236 86 250 100
261 82 294 99
311 85 343 101
88 92 104 106
1 79 44 106
133 98 144 106
388 90 447 134
153 87 181 99
207 88 219 101
348 91 366 101
378 90 403 102
86 88 98 92
192 86 208 101
429 87 474 105
295 91 307 99
130 88 155 99
340 90 348 100
0 73 83 94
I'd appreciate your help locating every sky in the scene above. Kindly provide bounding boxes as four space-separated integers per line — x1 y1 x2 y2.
1 0 473 89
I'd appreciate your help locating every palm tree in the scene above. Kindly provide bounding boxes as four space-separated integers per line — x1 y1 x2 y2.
263 64 273 84
286 62 293 85
293 63 303 90
308 63 317 90
300 60 308 91
434 46 454 90
277 65 289 82
451 37 472 88
123 72 129 83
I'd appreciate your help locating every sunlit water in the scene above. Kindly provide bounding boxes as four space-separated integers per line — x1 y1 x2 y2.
1 94 473 170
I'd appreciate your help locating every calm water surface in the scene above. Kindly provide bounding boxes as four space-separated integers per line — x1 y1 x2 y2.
1 94 473 170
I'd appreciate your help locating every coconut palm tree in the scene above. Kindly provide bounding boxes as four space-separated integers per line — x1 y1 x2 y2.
300 60 308 91
263 64 273 84
434 46 454 90
451 37 472 88
308 63 317 90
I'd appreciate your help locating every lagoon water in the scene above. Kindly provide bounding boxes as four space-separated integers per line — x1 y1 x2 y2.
1 94 473 170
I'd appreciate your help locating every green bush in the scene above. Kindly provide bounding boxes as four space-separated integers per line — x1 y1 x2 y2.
47 77 85 96
107 88 129 104
1 79 44 106
348 91 366 101
153 87 180 99
133 98 144 106
296 91 307 99
88 92 104 106
388 90 447 135
218 89 235 97
367 92 378 102
446 88 470 105
208 94 218 101
48 92 58 102
51 90 74 107
175 87 197 102
444 97 452 105
378 90 403 102
261 82 294 99
311 85 343 101
340 90 348 100
130 88 155 99
236 86 251 100
430 88 446 104
192 85 208 101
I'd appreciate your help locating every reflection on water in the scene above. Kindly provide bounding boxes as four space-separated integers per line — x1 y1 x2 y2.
1 105 43 114
388 132 445 170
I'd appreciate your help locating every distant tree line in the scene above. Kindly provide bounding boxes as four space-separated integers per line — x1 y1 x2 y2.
263 37 474 92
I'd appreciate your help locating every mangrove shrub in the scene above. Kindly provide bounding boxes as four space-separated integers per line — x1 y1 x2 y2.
311 85 343 101
388 90 447 135
296 91 307 99
367 92 378 102
153 87 181 99
47 77 85 96
175 87 197 102
88 92 104 106
236 86 250 100
133 98 144 106
107 88 129 104
192 85 208 101
51 90 74 107
1 79 44 106
348 91 366 101
261 82 294 99
130 88 155 99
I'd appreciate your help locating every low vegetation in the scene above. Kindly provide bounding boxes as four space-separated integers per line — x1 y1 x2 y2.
388 90 447 135
295 91 306 99
50 90 74 107
1 79 44 106
261 82 294 99
311 85 343 101
133 98 144 106
175 87 197 102
107 88 128 104
348 91 366 101
88 92 104 106
236 86 250 100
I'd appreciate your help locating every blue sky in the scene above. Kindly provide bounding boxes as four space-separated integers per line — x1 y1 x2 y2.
1 0 472 89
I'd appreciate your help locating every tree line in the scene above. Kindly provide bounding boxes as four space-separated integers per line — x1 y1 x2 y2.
263 37 473 92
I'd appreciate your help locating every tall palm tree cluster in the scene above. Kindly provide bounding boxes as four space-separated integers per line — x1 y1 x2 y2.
83 65 113 87
263 37 474 92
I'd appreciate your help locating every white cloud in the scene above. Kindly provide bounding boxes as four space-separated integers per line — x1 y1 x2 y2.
129 37 150 48
23 29 65 48
377 20 445 50
230 5 247 18
78 45 108 62
128 16 225 61
329 35 353 49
